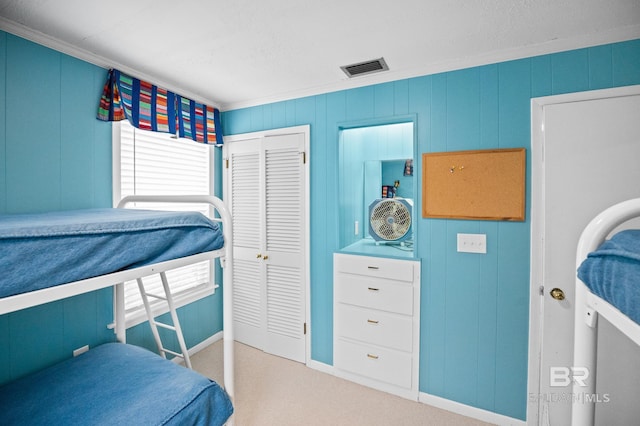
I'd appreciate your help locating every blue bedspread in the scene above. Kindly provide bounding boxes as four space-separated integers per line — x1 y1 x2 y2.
0 208 224 298
0 343 233 425
577 230 640 324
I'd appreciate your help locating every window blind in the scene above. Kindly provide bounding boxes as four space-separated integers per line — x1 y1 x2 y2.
117 121 215 322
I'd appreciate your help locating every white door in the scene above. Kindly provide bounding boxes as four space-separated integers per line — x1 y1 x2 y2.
227 137 264 349
530 87 640 425
224 126 309 364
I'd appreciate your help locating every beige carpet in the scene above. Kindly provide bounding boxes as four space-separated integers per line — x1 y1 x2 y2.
190 340 493 426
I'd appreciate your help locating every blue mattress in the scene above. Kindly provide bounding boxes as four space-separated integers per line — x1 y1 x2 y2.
578 230 640 325
0 208 224 299
0 343 233 425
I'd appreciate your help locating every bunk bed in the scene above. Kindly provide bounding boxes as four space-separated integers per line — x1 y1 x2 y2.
572 198 640 425
0 195 234 425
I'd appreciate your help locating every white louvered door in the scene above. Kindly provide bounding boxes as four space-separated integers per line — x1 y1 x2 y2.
227 138 265 350
262 134 306 362
225 127 308 364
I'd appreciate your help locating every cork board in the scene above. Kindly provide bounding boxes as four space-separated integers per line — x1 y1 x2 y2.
422 148 526 221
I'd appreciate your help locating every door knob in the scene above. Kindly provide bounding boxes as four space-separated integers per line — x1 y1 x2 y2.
550 288 565 301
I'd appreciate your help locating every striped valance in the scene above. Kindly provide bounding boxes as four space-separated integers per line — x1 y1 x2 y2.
97 69 223 146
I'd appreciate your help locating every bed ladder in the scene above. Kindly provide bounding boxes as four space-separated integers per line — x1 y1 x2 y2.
136 273 192 369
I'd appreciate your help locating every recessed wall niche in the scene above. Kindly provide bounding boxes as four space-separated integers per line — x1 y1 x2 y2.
338 120 415 257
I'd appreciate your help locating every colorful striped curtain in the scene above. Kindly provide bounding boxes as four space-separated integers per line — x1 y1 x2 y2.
97 69 223 145
177 95 223 145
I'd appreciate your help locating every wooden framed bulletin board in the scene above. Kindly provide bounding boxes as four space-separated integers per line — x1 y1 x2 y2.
422 148 526 221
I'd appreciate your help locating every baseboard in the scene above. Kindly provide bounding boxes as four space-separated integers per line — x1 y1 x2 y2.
306 360 526 425
189 331 224 356
419 393 526 426
306 359 334 375
171 331 223 365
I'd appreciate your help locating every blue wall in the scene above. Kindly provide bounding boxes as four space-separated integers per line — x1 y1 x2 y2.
0 32 114 385
222 39 640 420
0 31 223 384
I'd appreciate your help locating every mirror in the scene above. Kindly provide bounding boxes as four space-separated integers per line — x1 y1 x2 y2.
338 121 415 257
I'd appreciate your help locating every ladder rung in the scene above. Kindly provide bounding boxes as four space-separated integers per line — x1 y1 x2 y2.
161 348 184 358
137 273 192 369
144 292 167 301
154 321 176 331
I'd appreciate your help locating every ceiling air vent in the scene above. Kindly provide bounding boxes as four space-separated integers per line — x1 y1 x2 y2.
341 57 389 78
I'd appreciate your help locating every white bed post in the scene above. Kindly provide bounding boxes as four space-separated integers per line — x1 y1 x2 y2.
115 282 127 343
214 196 235 401
572 282 597 425
572 207 611 426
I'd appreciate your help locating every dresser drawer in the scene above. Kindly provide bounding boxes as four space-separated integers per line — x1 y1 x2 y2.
335 339 413 389
336 304 413 352
335 253 415 282
335 273 413 315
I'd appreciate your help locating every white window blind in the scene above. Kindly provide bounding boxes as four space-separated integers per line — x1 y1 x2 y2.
115 121 215 326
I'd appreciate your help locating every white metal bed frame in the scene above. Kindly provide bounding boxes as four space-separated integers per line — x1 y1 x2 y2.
572 198 640 425
0 194 234 401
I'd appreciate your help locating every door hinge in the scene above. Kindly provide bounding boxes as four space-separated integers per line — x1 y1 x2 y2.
303 322 307 335
301 151 306 164
539 285 544 296
225 158 229 168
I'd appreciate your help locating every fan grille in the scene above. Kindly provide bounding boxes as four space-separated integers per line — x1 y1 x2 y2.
370 199 411 241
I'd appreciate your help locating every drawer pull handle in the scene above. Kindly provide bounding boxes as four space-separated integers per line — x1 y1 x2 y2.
367 353 379 360
367 319 379 324
367 266 379 270
367 287 380 292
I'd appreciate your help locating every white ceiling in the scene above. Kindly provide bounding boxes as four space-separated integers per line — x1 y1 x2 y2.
1 0 639 110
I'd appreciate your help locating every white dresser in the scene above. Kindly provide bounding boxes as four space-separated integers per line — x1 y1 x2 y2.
333 252 420 399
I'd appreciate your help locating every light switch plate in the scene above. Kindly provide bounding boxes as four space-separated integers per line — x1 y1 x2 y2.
457 233 487 254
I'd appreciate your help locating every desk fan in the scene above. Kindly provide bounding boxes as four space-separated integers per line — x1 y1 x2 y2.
368 198 412 243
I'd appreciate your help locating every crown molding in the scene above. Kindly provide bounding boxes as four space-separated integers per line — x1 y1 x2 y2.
220 24 640 111
0 17 221 109
1 17 637 113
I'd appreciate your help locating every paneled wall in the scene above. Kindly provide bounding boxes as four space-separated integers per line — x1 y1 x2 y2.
0 32 223 384
0 33 113 385
222 39 640 420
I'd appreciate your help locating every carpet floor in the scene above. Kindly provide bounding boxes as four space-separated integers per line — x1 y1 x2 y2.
190 340 493 426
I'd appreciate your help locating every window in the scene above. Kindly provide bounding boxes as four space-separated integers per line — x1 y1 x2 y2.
113 120 216 327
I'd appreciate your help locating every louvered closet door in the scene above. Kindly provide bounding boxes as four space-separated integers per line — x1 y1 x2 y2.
262 133 306 363
226 130 307 364
227 138 265 350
